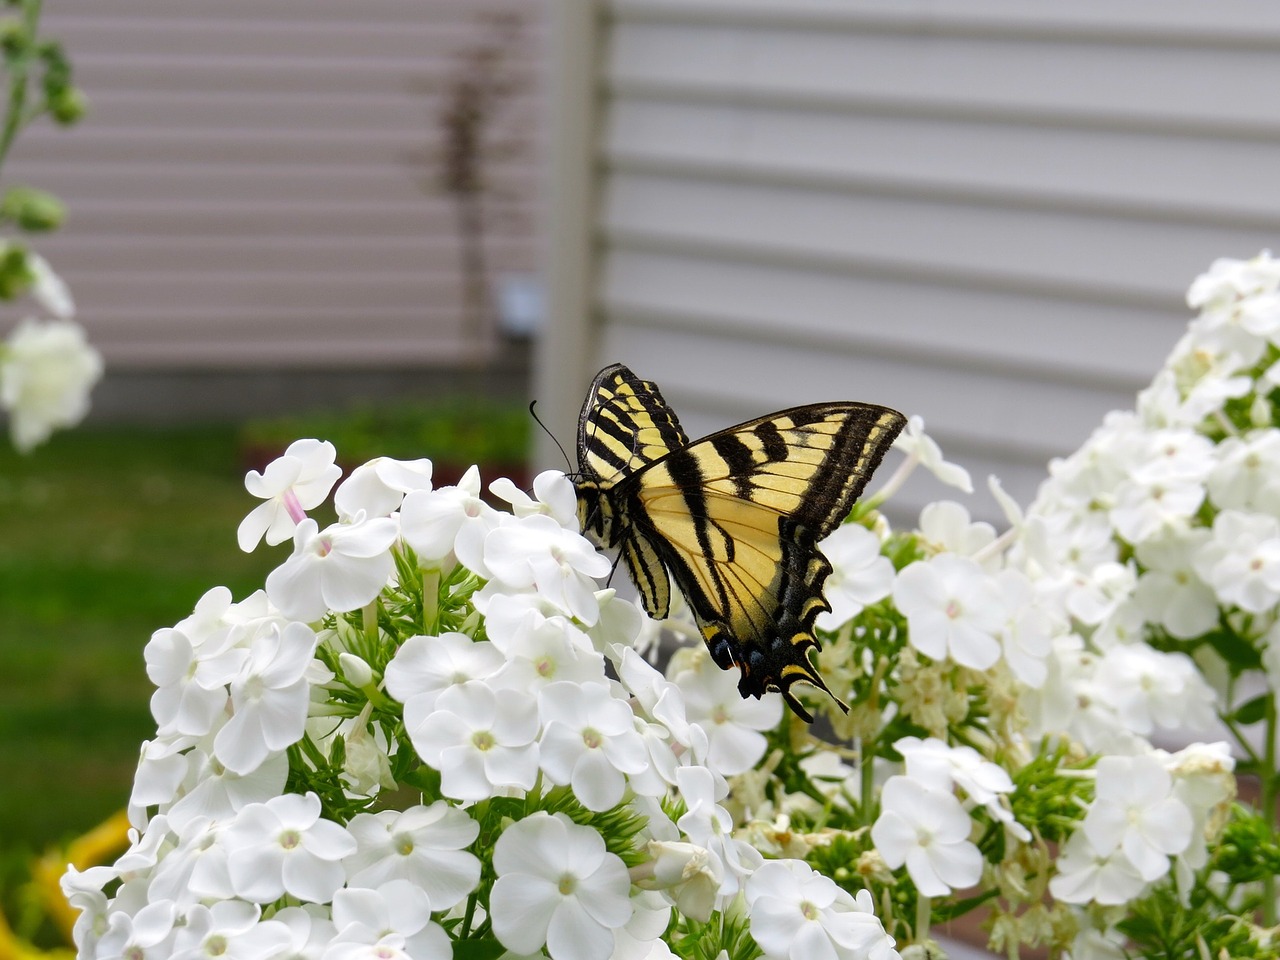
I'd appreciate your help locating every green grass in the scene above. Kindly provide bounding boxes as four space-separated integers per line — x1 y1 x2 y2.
0 425 277 851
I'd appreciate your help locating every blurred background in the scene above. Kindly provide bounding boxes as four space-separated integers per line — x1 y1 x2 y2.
4 0 1280 912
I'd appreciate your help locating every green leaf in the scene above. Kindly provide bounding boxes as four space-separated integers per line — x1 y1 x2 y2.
1230 694 1271 726
452 938 505 960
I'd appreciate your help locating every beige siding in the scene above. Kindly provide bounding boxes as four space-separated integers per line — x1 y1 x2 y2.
541 0 1280 518
9 0 545 368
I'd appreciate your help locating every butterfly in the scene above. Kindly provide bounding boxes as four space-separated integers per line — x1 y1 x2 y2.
573 362 906 721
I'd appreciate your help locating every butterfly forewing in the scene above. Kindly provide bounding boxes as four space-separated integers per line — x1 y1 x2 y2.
573 363 907 721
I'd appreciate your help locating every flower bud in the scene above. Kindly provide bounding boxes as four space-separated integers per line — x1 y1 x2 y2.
643 840 720 923
49 86 87 125
338 652 374 689
1 186 65 232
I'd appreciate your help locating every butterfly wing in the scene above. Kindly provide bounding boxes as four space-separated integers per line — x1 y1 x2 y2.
619 402 906 719
576 363 690 619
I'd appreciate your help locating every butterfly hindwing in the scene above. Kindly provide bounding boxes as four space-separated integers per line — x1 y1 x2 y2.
574 363 906 721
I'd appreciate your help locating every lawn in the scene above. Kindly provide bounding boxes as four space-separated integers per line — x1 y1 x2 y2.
0 425 278 852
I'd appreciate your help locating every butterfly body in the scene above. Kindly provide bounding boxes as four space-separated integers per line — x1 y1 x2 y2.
575 363 906 721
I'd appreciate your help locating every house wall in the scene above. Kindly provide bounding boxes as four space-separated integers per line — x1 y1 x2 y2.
8 0 545 375
539 0 1280 518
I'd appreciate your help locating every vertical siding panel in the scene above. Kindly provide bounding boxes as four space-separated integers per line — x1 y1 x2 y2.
542 0 1280 518
7 1 547 367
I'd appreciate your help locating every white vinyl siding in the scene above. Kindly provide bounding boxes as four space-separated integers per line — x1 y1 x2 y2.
541 0 1280 518
8 0 544 369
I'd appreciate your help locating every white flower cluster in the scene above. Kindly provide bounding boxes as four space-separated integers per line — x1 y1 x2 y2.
0 254 101 452
64 442 899 960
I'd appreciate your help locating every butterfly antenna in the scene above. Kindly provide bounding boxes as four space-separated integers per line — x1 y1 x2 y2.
528 401 575 474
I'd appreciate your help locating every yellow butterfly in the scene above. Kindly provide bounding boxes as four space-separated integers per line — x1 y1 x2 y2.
574 363 905 721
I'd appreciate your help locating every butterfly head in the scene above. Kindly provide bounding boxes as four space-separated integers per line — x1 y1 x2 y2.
573 477 618 548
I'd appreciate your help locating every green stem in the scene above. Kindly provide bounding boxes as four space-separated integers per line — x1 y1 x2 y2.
915 893 931 945
422 568 439 633
1263 695 1277 927
0 0 40 171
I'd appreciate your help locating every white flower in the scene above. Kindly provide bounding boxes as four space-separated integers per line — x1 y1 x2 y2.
746 859 899 960
917 501 996 560
1091 644 1216 737
28 252 75 318
1186 252 1280 312
1048 830 1147 906
815 524 894 631
1193 510 1280 613
892 415 972 492
95 899 178 960
490 812 633 960
870 776 982 897
164 745 290 834
327 881 450 960
268 907 337 960
222 792 357 904
1133 529 1218 640
399 465 501 571
144 622 239 739
150 815 233 903
171 900 291 960
265 514 398 621
409 680 540 801
675 765 762 899
385 631 505 720
491 469 580 528
1081 754 1193 882
333 456 433 520
344 803 481 909
638 840 721 923
993 569 1054 689
1208 432 1280 513
484 514 611 624
213 621 317 775
537 681 650 811
673 660 780 777
237 439 342 551
0 317 102 451
892 554 1005 669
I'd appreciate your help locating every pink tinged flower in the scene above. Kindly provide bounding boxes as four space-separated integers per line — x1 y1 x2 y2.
490 812 633 960
399 466 501 571
870 776 983 897
815 524 894 631
484 514 612 624
409 681 540 801
212 621 317 775
222 792 357 904
265 515 398 622
746 859 899 960
537 681 650 811
1082 755 1194 882
1048 830 1147 906
334 457 433 520
1193 510 1280 613
328 880 451 960
892 555 1005 670
385 631 505 719
344 803 481 909
674 663 780 777
237 439 342 552
491 469 581 529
